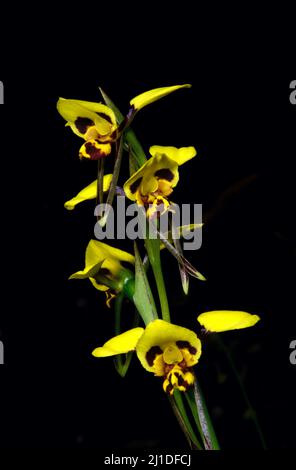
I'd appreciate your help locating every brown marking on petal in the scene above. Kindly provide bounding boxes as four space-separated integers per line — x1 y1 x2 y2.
176 340 197 355
154 168 174 181
100 268 111 276
129 177 143 194
97 112 113 124
181 381 190 391
165 382 174 394
146 345 163 366
184 380 193 390
175 373 185 387
110 129 118 141
175 370 192 390
83 142 107 160
178 359 187 369
164 363 174 375
75 117 94 134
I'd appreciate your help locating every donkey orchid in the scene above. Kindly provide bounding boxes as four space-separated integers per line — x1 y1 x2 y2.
92 311 260 394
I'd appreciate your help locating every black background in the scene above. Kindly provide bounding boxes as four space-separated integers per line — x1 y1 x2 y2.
0 8 295 450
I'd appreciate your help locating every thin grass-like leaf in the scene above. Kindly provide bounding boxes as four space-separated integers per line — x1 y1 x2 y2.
133 242 158 325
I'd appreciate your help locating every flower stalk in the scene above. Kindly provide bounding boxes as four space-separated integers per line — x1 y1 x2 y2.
96 158 105 206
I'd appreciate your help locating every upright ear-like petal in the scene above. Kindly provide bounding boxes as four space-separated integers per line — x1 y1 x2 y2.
149 146 197 165
57 99 100 137
57 98 114 138
130 84 191 111
64 174 113 210
136 319 201 372
57 98 98 123
197 310 260 333
65 99 116 126
92 327 144 357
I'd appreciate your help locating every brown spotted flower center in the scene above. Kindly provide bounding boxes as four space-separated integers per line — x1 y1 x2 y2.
146 341 197 395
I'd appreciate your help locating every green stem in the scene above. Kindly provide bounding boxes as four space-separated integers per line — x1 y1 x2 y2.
114 291 124 336
114 293 138 378
122 278 135 303
193 379 220 450
99 136 124 227
214 335 267 449
152 259 170 322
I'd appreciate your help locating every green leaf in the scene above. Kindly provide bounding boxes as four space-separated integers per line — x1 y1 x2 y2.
172 391 203 449
133 242 158 325
129 146 140 176
125 129 147 167
99 87 125 123
144 222 170 323
99 87 146 168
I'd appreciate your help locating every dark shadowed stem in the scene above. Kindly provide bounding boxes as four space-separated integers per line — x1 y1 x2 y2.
98 137 124 227
193 379 220 450
105 137 123 209
96 158 105 207
114 291 124 336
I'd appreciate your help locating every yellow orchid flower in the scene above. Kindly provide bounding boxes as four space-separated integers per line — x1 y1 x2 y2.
93 319 201 395
64 174 113 210
123 146 196 218
92 311 260 394
57 98 117 159
69 240 134 307
57 85 191 160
